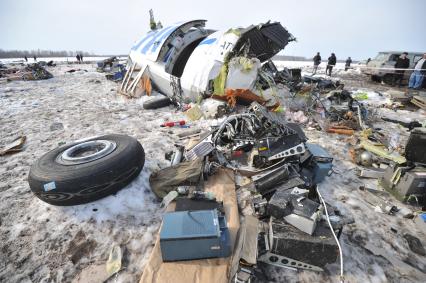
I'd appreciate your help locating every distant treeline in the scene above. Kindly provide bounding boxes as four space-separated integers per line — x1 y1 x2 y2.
273 55 308 61
0 49 94 59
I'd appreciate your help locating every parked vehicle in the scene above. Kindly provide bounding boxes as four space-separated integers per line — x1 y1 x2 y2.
362 51 424 84
362 51 424 85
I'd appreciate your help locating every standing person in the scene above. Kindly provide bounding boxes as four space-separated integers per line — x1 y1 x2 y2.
326 53 336 76
24 56 28 62
313 52 321 75
366 58 371 65
409 53 426 89
80 54 83 62
76 54 81 63
345 57 352 71
33 55 37 62
392 52 409 87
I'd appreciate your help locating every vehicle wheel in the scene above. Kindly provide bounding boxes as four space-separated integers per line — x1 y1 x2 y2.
28 134 145 206
143 96 172 109
371 75 380 82
383 74 394 85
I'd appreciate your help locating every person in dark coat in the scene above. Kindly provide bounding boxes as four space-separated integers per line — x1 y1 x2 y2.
33 55 37 62
24 56 28 62
326 53 336 76
345 57 352 71
313 52 321 75
76 54 81 63
392 52 409 87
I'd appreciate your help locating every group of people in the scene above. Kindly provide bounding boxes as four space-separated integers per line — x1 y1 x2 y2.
312 52 352 76
23 56 37 62
394 52 426 89
312 51 425 89
76 54 84 63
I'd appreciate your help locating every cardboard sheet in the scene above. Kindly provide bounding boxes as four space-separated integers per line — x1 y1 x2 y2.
140 169 240 283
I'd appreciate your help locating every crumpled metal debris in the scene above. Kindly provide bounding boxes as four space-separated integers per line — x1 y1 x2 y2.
0 63 53 81
0 136 26 156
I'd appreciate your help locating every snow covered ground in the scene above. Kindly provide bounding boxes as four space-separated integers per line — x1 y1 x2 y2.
0 61 425 283
0 57 127 64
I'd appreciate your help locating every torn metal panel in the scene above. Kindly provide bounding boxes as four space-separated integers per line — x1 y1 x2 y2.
130 20 208 64
240 216 259 265
233 22 294 62
356 168 385 179
360 139 406 164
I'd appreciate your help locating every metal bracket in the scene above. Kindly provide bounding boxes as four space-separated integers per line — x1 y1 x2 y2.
258 251 324 272
184 135 214 161
268 142 306 161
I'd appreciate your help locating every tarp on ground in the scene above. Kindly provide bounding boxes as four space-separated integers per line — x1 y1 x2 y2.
140 169 240 283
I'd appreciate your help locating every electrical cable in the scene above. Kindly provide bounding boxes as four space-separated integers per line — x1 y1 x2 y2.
316 185 344 283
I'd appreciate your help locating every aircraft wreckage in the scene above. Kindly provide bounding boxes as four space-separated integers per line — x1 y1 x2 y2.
119 20 296 108
118 19 349 281
22 15 426 283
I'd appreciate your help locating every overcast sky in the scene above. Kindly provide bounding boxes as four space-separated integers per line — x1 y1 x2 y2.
1 0 425 60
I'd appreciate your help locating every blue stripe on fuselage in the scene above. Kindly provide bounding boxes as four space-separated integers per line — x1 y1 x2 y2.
150 28 177 53
141 25 177 54
131 31 156 51
198 38 217 45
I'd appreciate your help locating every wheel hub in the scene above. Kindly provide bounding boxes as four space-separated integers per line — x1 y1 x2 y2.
57 140 116 165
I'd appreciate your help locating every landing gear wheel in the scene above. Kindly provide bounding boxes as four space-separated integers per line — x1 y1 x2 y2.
28 134 145 206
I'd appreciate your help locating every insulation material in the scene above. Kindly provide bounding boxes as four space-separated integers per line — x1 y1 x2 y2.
200 99 228 119
220 89 265 107
257 87 280 108
225 57 261 91
138 75 152 96
213 63 228 96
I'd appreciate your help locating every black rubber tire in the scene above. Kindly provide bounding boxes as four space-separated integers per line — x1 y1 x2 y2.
371 75 380 82
383 74 394 85
143 96 172 110
28 134 145 206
